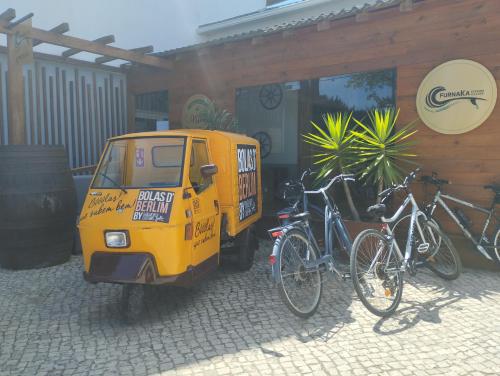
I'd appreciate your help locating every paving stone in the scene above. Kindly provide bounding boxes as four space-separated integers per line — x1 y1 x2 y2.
0 241 499 375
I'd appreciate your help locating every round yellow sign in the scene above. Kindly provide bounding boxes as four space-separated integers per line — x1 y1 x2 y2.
416 60 497 134
182 94 211 129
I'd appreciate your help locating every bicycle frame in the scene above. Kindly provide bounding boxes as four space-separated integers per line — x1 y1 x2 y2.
268 177 353 282
303 186 353 258
377 193 431 272
428 190 494 260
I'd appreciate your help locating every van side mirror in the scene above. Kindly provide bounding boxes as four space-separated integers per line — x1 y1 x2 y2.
200 164 218 179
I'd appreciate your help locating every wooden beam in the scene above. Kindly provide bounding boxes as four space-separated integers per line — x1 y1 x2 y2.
0 46 123 73
0 24 172 70
0 8 15 22
33 23 69 46
62 34 115 57
95 45 153 64
7 29 26 144
23 27 172 69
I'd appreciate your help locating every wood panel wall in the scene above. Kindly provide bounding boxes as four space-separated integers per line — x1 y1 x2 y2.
128 0 500 237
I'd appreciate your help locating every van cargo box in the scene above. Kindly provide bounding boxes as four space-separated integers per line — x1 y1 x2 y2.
205 131 262 236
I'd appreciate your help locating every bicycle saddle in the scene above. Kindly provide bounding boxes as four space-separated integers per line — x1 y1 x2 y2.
366 204 386 218
291 212 310 221
484 184 500 194
277 207 296 216
421 175 449 186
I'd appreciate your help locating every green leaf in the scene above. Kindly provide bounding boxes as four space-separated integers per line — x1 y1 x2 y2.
351 107 418 189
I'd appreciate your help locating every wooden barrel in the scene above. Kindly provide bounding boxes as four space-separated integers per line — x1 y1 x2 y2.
0 145 77 270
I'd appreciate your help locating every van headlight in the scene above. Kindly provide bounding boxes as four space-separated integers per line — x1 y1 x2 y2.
105 231 129 248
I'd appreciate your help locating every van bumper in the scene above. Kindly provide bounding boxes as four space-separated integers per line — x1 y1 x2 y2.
83 251 217 287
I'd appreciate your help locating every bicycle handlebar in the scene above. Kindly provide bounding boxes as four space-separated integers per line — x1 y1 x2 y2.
304 173 355 195
420 172 450 186
377 168 421 201
300 168 313 182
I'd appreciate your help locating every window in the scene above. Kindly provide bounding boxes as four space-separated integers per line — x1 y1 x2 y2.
235 68 395 167
235 68 396 210
94 143 126 188
189 140 212 194
92 137 185 189
135 90 169 132
152 145 184 168
315 69 396 118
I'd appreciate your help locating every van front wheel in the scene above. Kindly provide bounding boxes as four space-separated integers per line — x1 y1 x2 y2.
236 227 258 271
120 284 145 323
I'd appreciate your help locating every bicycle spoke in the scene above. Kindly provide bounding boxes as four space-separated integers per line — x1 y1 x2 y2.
277 230 322 317
420 222 461 279
351 230 403 316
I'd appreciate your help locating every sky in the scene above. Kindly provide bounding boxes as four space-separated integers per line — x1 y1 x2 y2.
0 0 264 64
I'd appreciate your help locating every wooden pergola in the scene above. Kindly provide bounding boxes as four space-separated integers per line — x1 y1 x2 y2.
0 8 172 145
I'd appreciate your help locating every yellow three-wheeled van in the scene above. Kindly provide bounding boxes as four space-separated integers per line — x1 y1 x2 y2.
78 130 261 312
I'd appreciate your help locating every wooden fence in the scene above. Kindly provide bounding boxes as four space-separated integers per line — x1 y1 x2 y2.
0 53 127 168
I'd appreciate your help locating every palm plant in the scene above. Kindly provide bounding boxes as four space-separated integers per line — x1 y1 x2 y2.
303 112 360 220
350 108 418 199
198 98 239 132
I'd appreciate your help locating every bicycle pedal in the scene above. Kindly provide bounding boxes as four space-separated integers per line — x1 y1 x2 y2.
408 260 417 276
417 243 430 254
341 272 351 281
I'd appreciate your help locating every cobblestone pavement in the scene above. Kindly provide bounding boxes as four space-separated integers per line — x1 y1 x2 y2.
0 240 499 376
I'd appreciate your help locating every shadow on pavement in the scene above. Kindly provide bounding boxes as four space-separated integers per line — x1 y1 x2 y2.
77 239 355 373
372 267 500 335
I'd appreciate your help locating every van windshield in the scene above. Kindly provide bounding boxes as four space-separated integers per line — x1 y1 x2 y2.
92 137 186 189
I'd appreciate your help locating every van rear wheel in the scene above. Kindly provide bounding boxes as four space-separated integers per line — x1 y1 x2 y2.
236 227 258 271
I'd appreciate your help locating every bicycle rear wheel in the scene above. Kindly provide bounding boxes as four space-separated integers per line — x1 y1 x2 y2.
350 229 403 317
423 221 462 279
276 228 322 318
491 227 500 265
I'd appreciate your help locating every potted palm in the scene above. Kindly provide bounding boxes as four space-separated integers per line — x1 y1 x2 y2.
350 107 418 201
303 112 360 221
303 107 418 238
198 98 239 132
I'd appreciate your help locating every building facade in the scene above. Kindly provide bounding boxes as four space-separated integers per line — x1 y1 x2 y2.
127 0 500 253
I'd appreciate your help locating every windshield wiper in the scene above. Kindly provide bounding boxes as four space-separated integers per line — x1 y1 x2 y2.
97 172 128 194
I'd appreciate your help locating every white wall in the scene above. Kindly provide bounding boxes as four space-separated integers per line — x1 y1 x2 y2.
0 0 265 63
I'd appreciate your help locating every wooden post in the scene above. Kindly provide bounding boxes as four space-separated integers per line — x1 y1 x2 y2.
7 29 27 144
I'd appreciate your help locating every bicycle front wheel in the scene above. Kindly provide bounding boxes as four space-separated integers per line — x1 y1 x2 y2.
350 229 403 317
276 228 322 318
423 220 462 280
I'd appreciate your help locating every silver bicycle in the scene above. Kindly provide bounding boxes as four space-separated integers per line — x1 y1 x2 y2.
350 169 462 317
420 172 500 265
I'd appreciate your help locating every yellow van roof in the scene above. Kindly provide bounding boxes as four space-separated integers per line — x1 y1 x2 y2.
110 129 257 144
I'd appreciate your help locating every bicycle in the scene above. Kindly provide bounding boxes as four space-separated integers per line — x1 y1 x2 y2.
350 169 462 317
419 172 500 264
267 173 355 318
275 169 323 226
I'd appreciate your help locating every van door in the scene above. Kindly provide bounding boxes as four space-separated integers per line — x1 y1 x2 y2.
188 139 221 269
